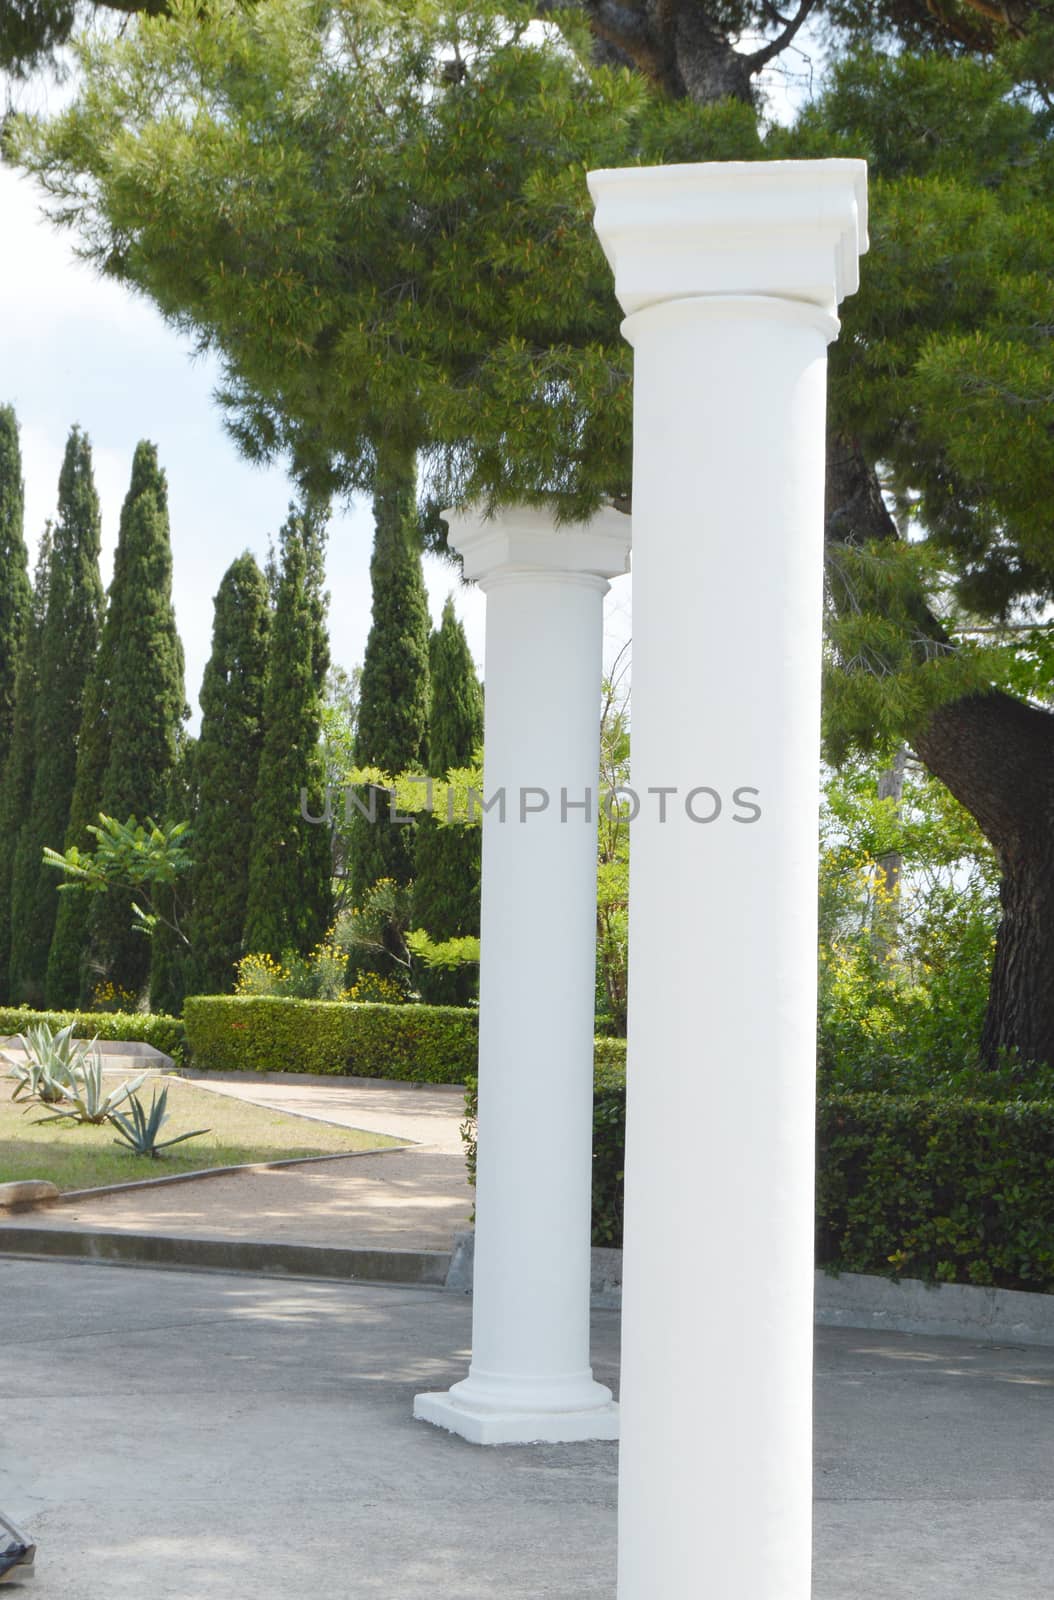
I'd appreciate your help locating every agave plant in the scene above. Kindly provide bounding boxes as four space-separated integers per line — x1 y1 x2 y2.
35 1047 147 1127
2 1021 82 1105
109 1084 209 1158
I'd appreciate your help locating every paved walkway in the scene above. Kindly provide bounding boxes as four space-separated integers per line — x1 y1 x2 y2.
2 1075 474 1254
2 1257 1053 1599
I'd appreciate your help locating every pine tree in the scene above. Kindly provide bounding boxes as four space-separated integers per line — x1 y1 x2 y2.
0 526 51 1004
414 596 483 1004
348 448 431 907
186 552 269 994
10 428 103 1003
242 506 332 958
86 441 187 1000
0 406 32 782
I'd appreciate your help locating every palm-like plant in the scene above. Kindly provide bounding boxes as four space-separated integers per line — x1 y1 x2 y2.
35 1050 147 1126
3 1021 82 1104
109 1084 209 1157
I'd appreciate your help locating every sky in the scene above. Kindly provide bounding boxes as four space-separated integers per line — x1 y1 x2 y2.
0 160 631 734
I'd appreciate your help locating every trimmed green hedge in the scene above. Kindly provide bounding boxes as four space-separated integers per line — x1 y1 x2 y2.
818 1094 1054 1293
0 1006 185 1062
183 994 479 1083
470 1069 1054 1288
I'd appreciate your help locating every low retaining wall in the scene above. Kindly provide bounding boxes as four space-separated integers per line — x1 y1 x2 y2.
814 1269 1054 1347
447 1232 1054 1346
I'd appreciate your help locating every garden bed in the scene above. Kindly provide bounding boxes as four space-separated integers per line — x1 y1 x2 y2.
0 1076 400 1193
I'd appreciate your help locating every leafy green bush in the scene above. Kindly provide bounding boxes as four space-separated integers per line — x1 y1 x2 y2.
817 759 1001 1088
0 1006 185 1062
818 1094 1054 1292
183 994 477 1083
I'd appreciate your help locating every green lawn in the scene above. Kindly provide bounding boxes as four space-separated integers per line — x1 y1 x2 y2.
0 1076 402 1193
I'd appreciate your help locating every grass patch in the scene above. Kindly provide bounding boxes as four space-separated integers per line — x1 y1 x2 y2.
0 1076 403 1193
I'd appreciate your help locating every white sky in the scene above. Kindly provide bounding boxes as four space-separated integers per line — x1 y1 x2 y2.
0 160 632 732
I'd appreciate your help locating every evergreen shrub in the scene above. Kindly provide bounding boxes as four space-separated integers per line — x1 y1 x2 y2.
817 1093 1054 1292
183 994 477 1083
0 1005 185 1061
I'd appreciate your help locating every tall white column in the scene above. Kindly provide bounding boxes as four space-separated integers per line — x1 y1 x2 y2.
414 504 630 1445
588 162 868 1595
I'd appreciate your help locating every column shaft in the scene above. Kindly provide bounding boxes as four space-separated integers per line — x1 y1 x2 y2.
414 506 629 1445
618 297 831 1597
587 157 868 1600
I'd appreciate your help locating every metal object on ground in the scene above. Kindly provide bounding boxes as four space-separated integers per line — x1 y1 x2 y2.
0 1510 35 1583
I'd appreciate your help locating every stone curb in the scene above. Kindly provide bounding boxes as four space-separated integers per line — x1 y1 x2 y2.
6 1219 1051 1346
49 1141 413 1203
0 1225 451 1286
814 1268 1054 1347
0 1144 412 1210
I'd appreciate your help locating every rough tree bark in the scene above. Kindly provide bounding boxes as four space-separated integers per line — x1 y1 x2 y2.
826 433 1054 1070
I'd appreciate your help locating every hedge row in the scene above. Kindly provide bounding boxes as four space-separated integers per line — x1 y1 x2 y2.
817 1094 1054 1293
470 1071 1054 1290
183 994 479 1083
0 1006 185 1062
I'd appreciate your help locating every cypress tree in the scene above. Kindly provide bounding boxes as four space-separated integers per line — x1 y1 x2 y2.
348 449 431 906
0 406 32 780
186 552 269 994
45 568 117 1006
0 526 51 1003
147 733 196 1014
414 596 483 1004
86 441 187 999
43 633 111 998
10 428 103 1003
242 506 331 958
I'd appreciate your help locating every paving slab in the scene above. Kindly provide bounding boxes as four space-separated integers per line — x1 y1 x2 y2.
0 1259 1052 1598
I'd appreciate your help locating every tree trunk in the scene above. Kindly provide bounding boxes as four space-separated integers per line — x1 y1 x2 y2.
826 434 1054 1071
912 691 1054 1070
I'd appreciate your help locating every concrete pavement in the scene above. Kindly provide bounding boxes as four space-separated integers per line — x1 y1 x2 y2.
1 1257 1052 1598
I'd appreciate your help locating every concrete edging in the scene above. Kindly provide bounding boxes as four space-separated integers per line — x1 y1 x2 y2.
0 1225 450 1286
814 1268 1054 1347
5 1219 1053 1345
52 1142 413 1203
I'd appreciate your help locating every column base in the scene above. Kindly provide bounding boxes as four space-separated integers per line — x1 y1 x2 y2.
413 1388 620 1445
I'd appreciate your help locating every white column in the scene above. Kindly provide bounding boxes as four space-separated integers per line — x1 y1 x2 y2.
414 504 630 1445
588 162 868 1595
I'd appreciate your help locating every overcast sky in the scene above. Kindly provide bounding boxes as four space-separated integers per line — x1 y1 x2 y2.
0 159 632 733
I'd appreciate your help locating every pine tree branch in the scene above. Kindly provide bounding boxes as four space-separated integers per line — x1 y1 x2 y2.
745 0 818 71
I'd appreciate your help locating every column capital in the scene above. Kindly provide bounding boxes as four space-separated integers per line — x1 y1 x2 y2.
442 503 631 585
587 158 868 318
